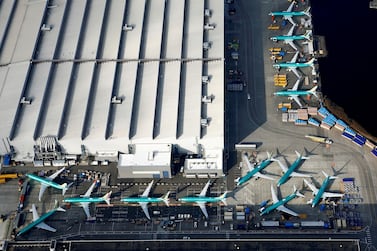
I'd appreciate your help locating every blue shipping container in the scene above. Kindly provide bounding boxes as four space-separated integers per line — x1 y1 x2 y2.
245 207 250 214
320 204 326 212
285 222 294 228
342 177 354 182
3 154 11 166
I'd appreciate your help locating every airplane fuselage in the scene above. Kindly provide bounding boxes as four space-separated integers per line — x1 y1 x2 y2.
121 197 163 204
274 89 313 97
260 193 297 216
64 197 107 204
179 196 221 204
277 158 302 187
272 35 307 41
311 177 331 207
274 62 313 69
237 160 272 186
26 173 64 190
270 11 307 17
17 209 58 236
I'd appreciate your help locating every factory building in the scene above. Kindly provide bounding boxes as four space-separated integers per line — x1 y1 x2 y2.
0 0 224 178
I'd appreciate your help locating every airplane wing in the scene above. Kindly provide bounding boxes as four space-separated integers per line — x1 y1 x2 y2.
290 68 301 79
303 179 319 195
274 159 288 173
286 16 296 26
83 181 97 198
46 167 65 181
80 202 91 219
197 202 209 218
31 204 40 221
290 95 303 108
286 40 298 51
286 25 295 36
242 153 254 171
31 204 57 232
291 78 300 91
141 180 154 197
254 172 275 181
271 185 279 204
36 222 57 232
276 205 299 217
38 184 49 201
322 191 344 199
290 171 311 178
139 202 151 220
286 1 295 12
290 51 299 63
199 180 211 197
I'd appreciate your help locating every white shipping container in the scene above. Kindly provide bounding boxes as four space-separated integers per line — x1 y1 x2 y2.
282 113 288 122
224 216 233 221
261 221 279 227
236 215 245 220
301 221 324 227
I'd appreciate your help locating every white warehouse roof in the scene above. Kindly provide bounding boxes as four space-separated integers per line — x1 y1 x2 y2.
0 0 224 173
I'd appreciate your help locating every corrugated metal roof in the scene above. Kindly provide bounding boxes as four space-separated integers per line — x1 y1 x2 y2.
0 0 225 170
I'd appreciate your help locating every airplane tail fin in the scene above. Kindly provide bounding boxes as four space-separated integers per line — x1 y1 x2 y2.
308 85 318 96
304 30 312 40
293 185 305 198
102 191 112 205
304 7 311 17
161 191 170 207
219 191 229 205
295 150 309 160
53 199 66 212
307 198 314 206
322 170 337 180
61 182 74 196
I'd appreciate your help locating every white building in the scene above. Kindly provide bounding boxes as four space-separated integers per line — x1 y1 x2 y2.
0 0 224 178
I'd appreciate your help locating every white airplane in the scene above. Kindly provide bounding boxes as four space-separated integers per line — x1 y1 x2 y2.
273 150 312 187
273 77 318 108
17 201 65 236
273 51 316 79
270 25 312 51
178 180 228 219
63 180 112 220
121 180 170 220
260 185 304 217
269 1 311 26
234 152 275 187
304 171 344 207
26 167 73 201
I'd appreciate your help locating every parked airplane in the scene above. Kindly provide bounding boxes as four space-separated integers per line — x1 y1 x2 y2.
270 25 312 51
260 185 304 216
63 180 112 220
235 152 275 187
26 167 73 201
273 77 318 107
178 180 228 218
273 150 312 187
16 201 65 236
269 1 311 26
304 171 344 207
273 51 316 79
121 180 170 220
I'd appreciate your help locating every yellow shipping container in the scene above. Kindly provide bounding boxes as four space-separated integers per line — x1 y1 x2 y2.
269 47 282 52
299 213 307 219
268 25 280 30
0 173 18 179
